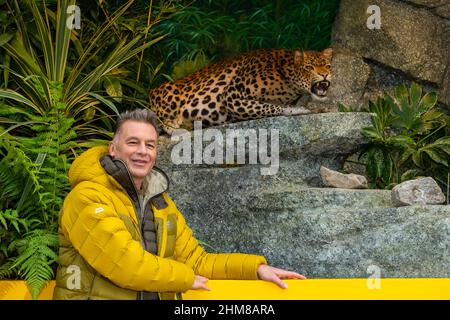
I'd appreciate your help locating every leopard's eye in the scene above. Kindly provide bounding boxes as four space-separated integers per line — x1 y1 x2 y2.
325 64 332 68
305 65 314 71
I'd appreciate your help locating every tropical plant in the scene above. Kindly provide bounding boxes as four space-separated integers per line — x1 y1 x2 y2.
359 82 450 197
0 122 65 299
72 0 178 102
0 0 165 298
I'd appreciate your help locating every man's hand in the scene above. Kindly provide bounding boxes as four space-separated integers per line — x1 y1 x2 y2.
191 275 211 291
257 264 306 289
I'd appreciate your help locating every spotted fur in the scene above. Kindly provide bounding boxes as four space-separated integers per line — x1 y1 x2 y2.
149 48 332 134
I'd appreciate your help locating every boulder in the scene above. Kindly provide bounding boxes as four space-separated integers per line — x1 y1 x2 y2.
332 0 449 84
157 112 372 185
311 0 450 112
155 113 450 278
391 177 446 206
179 186 450 278
405 0 450 19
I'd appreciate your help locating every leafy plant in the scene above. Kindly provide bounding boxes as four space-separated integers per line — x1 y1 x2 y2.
170 50 210 81
338 102 360 112
359 82 450 196
72 0 177 102
0 0 165 298
8 230 59 299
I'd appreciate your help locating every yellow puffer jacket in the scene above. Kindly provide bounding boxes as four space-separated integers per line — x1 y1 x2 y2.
53 146 267 300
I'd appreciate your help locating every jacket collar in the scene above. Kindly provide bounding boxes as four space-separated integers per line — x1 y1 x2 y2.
99 154 169 202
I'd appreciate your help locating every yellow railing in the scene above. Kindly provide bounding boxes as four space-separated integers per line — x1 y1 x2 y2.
1 279 449 300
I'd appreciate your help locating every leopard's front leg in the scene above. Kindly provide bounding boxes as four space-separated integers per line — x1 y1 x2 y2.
223 92 311 121
281 105 312 116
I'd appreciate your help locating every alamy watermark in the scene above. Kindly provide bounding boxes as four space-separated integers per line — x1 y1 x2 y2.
170 121 279 175
367 5 381 30
66 5 81 30
66 264 81 290
366 264 382 289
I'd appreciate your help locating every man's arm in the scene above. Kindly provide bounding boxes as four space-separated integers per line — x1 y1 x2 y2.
172 206 306 288
173 210 267 280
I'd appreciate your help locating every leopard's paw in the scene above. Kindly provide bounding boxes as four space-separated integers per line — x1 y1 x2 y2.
282 106 311 116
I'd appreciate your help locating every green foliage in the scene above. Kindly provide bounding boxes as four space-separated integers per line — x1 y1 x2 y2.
359 82 450 196
74 0 178 101
170 51 210 81
0 0 165 298
149 0 341 84
0 103 75 297
338 103 360 113
8 230 59 300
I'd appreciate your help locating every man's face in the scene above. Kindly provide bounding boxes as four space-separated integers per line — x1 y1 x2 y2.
109 120 157 188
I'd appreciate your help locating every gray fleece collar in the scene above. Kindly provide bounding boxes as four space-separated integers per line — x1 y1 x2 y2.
99 155 169 201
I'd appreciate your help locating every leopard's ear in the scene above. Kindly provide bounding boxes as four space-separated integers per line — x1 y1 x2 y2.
294 50 304 65
322 48 333 59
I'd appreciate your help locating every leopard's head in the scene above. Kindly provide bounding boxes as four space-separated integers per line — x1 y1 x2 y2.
294 48 332 101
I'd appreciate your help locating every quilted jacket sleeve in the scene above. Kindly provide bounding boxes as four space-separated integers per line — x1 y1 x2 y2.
173 208 267 279
61 184 195 293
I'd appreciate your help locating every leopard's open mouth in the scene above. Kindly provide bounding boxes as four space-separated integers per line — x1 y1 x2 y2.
311 80 330 97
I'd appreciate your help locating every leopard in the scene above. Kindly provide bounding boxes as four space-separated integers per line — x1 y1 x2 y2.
148 48 332 134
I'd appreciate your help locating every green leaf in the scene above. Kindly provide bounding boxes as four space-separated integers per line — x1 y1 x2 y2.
103 77 123 103
10 219 20 233
398 147 415 165
362 127 382 141
384 93 398 115
0 33 14 46
409 82 422 109
424 137 450 157
394 83 408 102
386 135 415 147
418 91 437 112
412 151 422 167
86 93 120 115
0 212 8 230
421 108 444 123
0 89 43 114
400 169 422 182
423 149 448 166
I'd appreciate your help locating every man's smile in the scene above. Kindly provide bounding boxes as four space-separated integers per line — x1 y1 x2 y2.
131 159 149 166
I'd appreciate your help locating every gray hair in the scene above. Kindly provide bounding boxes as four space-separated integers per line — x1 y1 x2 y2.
113 108 159 139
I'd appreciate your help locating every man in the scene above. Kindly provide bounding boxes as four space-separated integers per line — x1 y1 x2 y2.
53 108 305 300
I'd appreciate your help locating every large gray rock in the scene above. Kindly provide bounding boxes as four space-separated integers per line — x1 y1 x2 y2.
317 0 450 111
157 112 372 178
403 0 450 19
333 0 449 84
170 176 450 277
155 113 450 278
157 113 371 186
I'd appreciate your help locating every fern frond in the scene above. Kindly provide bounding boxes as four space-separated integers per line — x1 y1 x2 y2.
9 229 59 299
0 260 16 279
0 209 30 233
0 138 42 212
